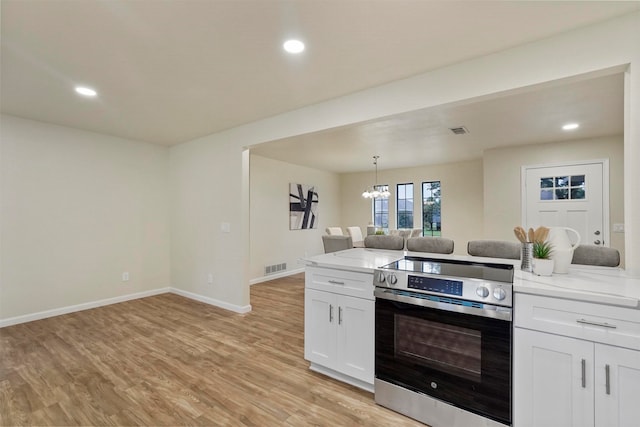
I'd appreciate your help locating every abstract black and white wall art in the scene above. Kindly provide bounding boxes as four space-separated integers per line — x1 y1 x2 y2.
289 183 318 230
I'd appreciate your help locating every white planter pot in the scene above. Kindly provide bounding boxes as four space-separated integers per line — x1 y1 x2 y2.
532 258 554 276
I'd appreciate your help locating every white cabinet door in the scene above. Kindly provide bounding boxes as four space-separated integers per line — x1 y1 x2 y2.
514 328 594 427
595 344 640 427
304 289 336 366
335 295 374 384
304 288 375 386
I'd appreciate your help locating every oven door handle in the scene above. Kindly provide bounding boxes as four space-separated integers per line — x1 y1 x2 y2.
374 288 512 321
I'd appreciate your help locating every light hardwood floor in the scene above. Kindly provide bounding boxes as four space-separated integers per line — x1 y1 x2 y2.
0 273 424 426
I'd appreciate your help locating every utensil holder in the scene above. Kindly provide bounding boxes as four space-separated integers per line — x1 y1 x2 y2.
521 242 533 272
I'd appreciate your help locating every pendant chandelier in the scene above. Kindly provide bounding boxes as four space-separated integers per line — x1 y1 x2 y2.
362 155 390 199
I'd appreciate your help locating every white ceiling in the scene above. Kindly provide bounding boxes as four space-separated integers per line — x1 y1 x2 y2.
252 72 624 173
1 1 636 168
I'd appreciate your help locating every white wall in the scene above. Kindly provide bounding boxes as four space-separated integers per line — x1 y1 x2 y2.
0 115 170 321
484 136 625 261
169 135 250 311
340 160 484 255
249 155 341 281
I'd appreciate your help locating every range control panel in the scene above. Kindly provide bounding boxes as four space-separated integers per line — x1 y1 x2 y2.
408 275 463 296
373 256 513 307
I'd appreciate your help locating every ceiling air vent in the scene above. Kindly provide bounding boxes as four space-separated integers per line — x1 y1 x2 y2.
449 126 469 135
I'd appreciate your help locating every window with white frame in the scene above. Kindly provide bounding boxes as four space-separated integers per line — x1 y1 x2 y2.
422 181 441 236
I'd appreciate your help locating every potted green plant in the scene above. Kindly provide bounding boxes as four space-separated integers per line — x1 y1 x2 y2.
532 240 554 276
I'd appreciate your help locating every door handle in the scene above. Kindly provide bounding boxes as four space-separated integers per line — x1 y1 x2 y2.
581 359 586 388
338 306 343 325
329 304 333 322
605 364 611 395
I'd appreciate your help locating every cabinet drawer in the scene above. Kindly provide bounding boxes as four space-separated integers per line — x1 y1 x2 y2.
306 267 374 300
515 294 640 351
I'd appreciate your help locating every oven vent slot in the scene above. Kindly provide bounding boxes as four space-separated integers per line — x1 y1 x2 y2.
396 290 484 309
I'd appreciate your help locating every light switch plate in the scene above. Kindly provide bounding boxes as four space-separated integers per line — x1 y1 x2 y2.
613 223 625 233
221 222 231 233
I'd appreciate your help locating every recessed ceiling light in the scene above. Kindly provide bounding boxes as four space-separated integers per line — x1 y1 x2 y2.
283 39 305 54
75 86 97 97
562 123 579 130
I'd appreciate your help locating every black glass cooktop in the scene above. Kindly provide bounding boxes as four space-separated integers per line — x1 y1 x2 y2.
380 256 514 283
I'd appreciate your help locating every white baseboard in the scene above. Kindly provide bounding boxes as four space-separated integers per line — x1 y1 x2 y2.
0 284 256 329
249 267 305 285
0 287 171 328
169 287 252 313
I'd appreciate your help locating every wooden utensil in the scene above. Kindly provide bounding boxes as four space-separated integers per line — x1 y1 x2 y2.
514 226 527 243
535 226 550 243
528 227 535 243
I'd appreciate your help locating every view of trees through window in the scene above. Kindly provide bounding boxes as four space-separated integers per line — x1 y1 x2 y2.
396 183 414 229
369 182 440 234
422 181 441 236
373 185 389 232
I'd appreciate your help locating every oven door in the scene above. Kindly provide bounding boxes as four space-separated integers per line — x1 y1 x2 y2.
375 291 512 425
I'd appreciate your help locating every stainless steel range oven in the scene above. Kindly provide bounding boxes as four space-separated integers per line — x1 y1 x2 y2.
374 256 514 427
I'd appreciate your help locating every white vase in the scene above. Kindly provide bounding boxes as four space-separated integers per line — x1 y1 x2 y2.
547 227 581 274
532 258 554 276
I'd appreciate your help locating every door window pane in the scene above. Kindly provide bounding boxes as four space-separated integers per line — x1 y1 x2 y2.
540 189 554 200
555 189 569 199
539 175 587 201
540 177 554 188
555 176 569 187
570 175 585 187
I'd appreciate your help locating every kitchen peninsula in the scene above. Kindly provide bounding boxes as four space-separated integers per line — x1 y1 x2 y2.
301 248 640 427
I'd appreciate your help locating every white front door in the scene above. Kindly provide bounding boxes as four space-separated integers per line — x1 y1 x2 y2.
522 160 609 246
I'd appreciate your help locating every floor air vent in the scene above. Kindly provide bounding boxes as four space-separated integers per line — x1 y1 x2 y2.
265 263 287 275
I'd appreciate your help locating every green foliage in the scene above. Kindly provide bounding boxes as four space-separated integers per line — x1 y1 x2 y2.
375 230 385 235
533 241 553 259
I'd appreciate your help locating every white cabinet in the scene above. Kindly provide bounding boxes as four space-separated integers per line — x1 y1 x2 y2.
594 344 640 427
514 294 640 427
304 267 374 391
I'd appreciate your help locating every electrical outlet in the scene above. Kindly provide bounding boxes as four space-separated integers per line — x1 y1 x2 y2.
122 272 130 282
207 273 214 284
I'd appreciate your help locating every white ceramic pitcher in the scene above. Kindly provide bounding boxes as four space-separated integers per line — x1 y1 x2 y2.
547 227 581 274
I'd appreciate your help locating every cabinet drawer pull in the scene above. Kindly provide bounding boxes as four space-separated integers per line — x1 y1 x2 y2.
581 359 586 388
576 319 617 329
329 304 333 322
338 306 343 325
328 280 345 285
605 364 611 395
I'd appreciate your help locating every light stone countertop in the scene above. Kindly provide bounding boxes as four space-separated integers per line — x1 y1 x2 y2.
301 248 640 308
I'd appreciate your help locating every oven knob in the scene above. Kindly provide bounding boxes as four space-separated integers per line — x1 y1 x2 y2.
377 271 386 283
388 274 398 285
493 287 506 301
476 286 489 298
